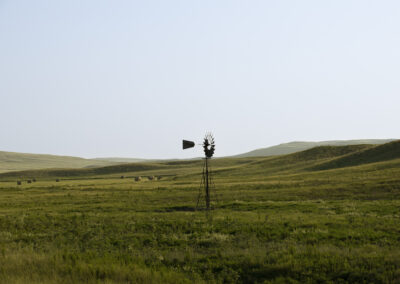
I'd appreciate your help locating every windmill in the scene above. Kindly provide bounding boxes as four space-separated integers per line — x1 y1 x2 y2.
182 133 216 210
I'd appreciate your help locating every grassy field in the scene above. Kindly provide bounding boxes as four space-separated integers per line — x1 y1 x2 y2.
0 142 400 283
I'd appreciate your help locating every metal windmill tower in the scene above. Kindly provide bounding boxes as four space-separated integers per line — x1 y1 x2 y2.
182 133 216 210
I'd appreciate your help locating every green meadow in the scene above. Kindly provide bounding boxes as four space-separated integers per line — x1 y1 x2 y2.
1 142 400 283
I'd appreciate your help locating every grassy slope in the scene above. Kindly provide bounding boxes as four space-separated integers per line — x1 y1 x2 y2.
1 142 400 282
235 139 395 158
2 139 394 174
0 151 118 173
214 144 375 178
311 140 400 171
94 157 148 163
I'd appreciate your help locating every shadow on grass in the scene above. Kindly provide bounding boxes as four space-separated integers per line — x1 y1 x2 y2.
161 206 197 212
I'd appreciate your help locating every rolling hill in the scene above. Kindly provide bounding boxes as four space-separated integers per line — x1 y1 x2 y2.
0 139 397 174
0 151 118 173
94 157 149 163
311 140 400 171
3 141 400 180
234 139 395 158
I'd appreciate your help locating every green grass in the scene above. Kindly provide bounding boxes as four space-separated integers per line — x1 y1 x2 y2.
0 143 400 283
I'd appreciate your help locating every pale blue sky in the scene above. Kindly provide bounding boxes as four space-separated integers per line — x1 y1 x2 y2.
1 1 399 159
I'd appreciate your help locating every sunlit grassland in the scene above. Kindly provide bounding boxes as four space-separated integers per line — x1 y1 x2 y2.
1 144 400 283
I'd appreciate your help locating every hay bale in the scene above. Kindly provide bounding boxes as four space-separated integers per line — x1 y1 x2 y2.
17 181 21 185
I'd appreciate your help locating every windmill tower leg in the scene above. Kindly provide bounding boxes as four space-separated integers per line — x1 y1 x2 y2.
205 157 210 210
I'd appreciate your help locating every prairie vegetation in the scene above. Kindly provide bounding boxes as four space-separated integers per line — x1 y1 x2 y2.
0 142 400 283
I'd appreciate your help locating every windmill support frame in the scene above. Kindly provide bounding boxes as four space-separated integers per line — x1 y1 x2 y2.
183 133 215 211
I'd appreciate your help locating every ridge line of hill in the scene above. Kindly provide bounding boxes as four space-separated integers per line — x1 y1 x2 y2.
0 139 397 174
233 139 396 158
0 151 119 173
4 141 400 180
309 140 400 171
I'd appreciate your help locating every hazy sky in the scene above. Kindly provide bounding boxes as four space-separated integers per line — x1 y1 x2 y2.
1 1 399 159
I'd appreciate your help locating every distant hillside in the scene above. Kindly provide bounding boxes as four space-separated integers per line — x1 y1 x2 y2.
311 140 400 171
223 144 374 177
1 139 397 174
234 139 396 158
94 157 148 163
3 141 400 180
0 161 167 179
0 151 118 173
287 144 374 161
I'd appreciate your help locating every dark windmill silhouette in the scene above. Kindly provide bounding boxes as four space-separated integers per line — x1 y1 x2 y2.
182 133 216 210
